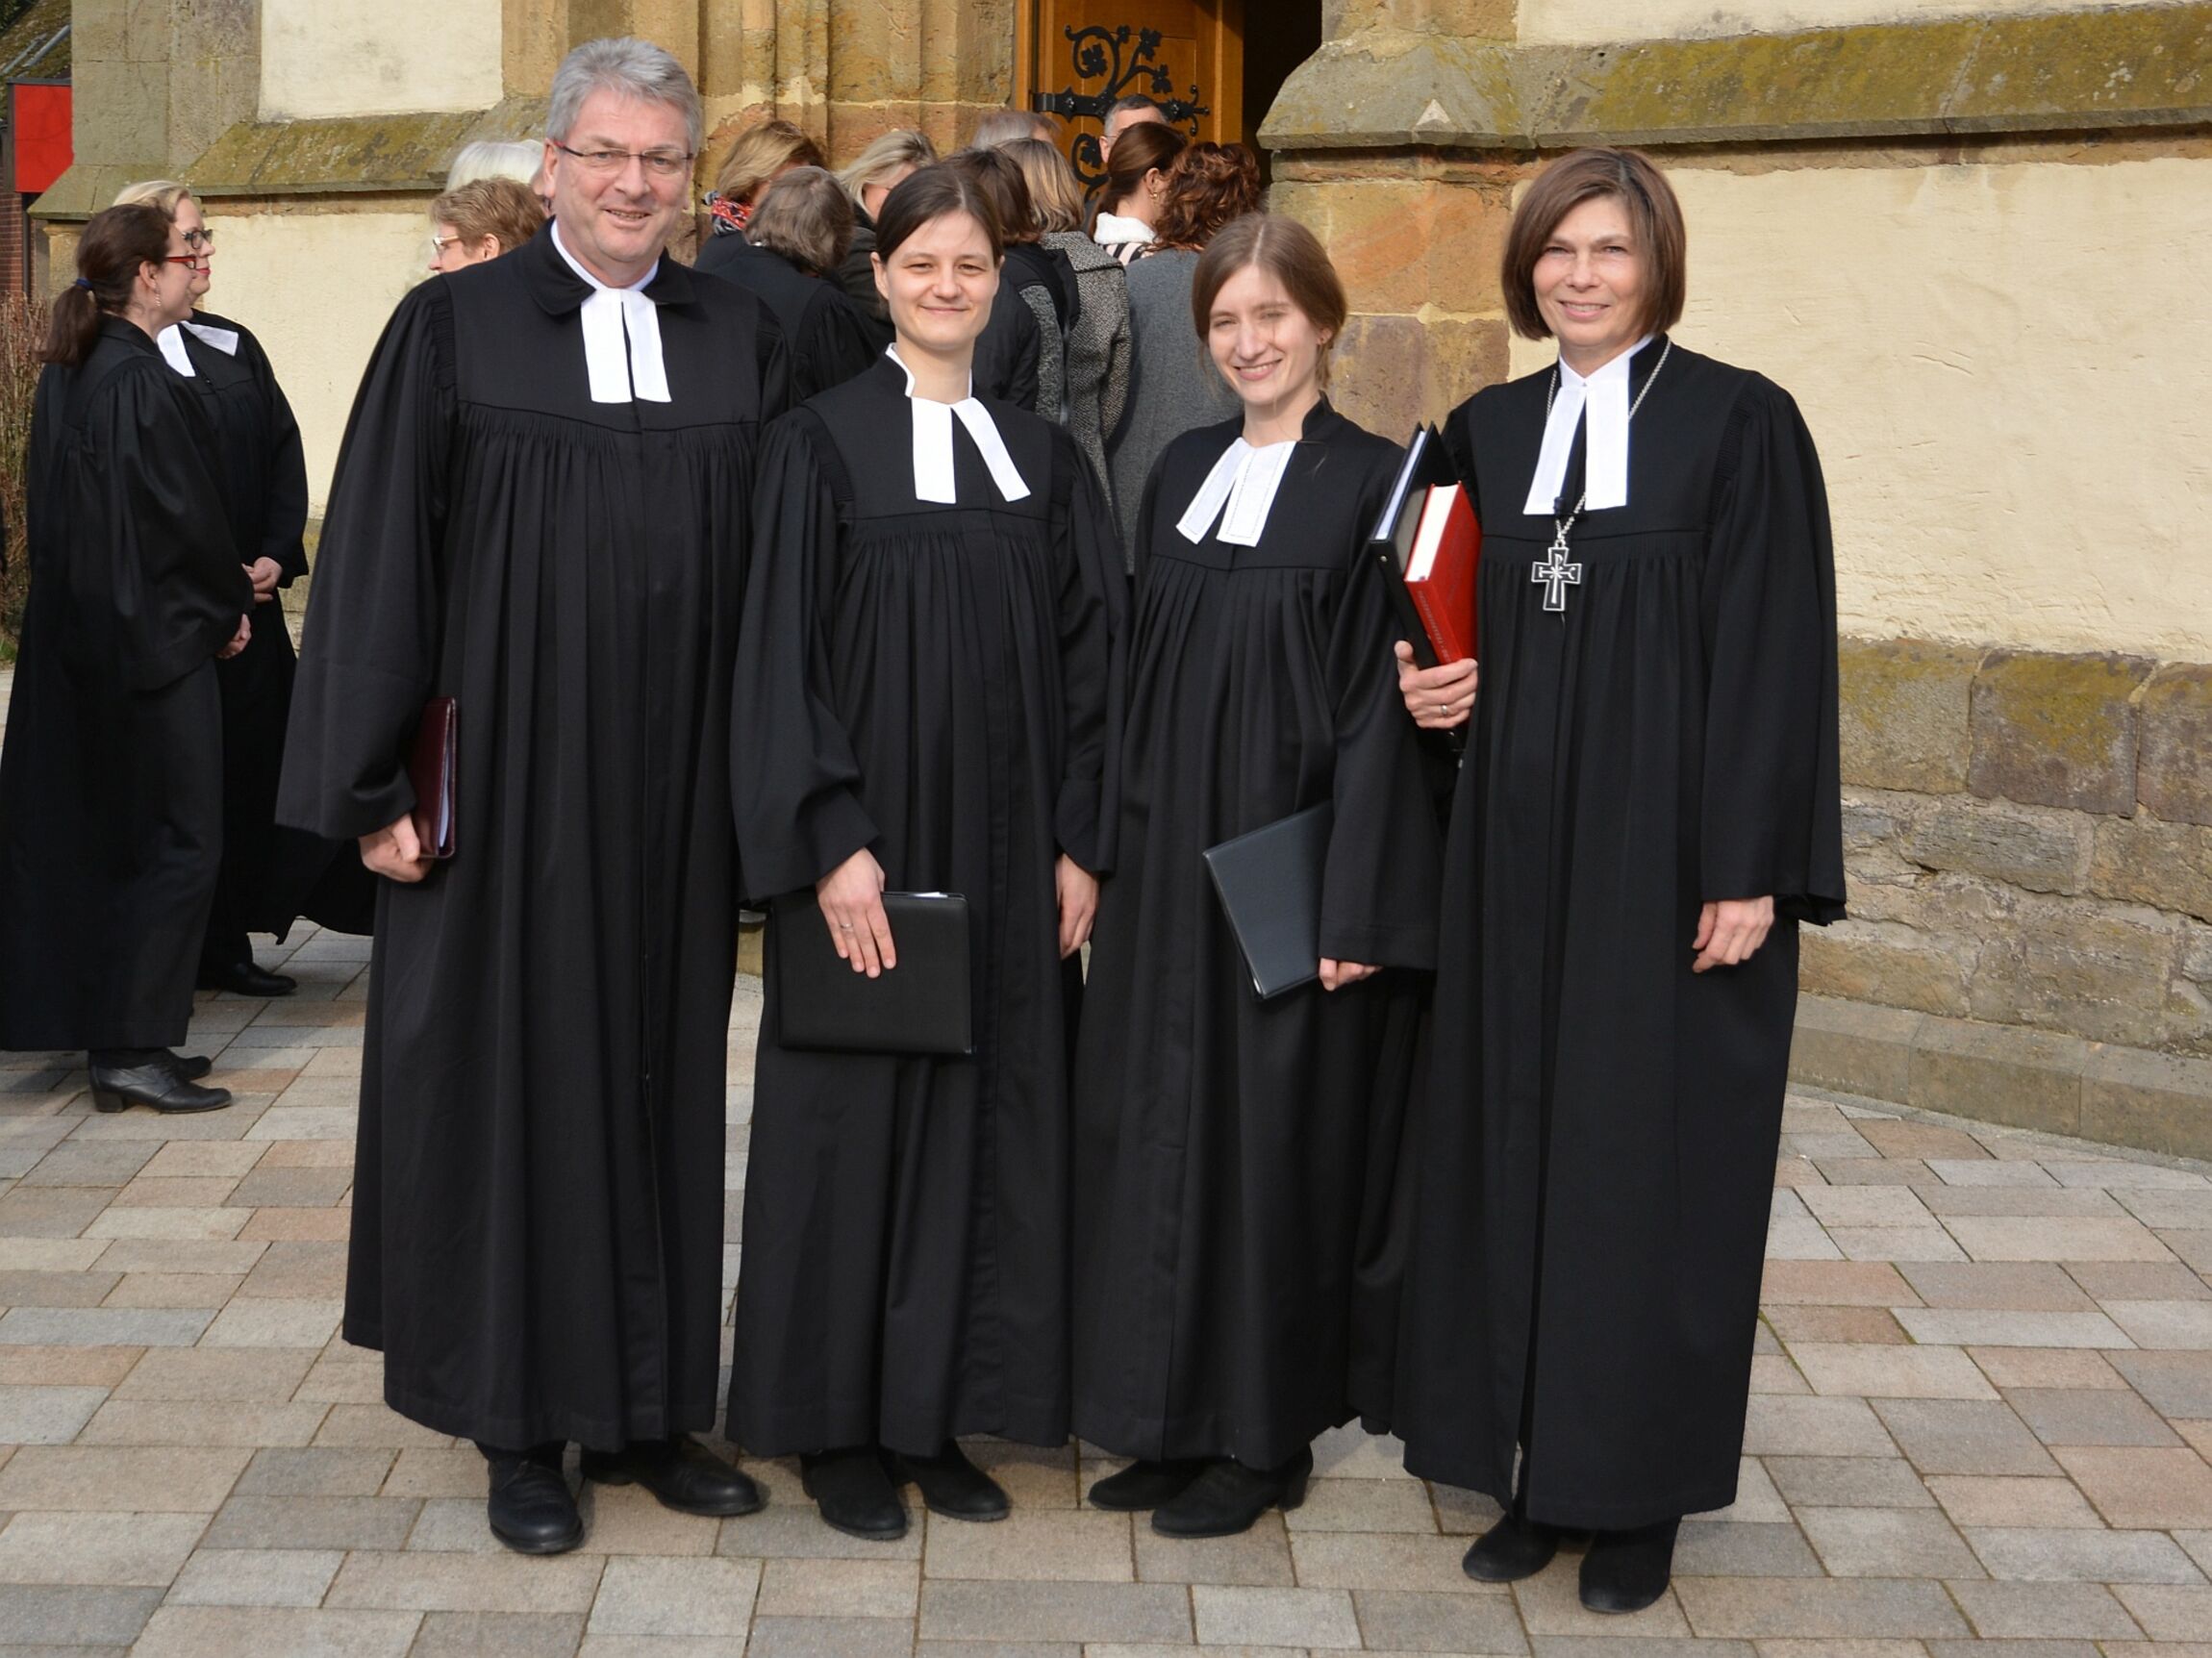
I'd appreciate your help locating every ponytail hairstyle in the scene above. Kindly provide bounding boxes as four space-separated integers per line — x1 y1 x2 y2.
42 202 172 366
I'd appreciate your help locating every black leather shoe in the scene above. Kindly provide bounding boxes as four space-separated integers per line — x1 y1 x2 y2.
801 1445 907 1541
890 1441 1009 1521
152 1050 214 1081
1462 1512 1563 1582
1150 1448 1312 1539
486 1454 585 1554
1088 1458 1207 1512
1579 1518 1679 1614
88 1062 232 1115
581 1436 765 1517
198 959 297 997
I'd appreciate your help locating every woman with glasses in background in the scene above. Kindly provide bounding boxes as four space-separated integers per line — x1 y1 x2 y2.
0 203 253 1109
428 178 548 274
113 180 368 995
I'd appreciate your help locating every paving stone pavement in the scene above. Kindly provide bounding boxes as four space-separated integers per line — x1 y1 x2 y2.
7 925 2212 1653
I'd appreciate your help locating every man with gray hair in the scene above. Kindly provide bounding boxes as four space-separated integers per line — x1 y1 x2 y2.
280 37 787 1553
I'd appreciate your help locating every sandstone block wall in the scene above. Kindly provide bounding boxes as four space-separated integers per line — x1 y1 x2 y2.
1795 641 2212 1150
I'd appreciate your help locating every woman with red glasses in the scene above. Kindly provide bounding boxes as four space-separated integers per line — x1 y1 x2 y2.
0 202 253 1111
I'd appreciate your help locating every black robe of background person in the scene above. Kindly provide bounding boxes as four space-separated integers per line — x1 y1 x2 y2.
171 311 373 949
727 354 1122 1457
695 239 879 403
0 319 250 1051
276 228 789 1450
1385 338 1846 1530
835 206 893 349
1070 402 1444 1470
973 280 1041 413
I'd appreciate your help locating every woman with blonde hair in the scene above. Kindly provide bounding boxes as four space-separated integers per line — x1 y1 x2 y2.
112 179 339 995
1070 214 1441 1538
705 116 824 240
1006 138 1130 509
832 128 939 339
428 178 546 273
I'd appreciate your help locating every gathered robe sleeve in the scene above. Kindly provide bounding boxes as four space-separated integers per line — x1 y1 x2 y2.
276 284 455 842
70 362 250 691
238 327 311 582
1697 377 1848 924
1048 426 1126 874
729 414 880 898
1320 489 1446 971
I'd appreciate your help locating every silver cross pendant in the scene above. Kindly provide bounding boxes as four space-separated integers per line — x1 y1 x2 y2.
1531 528 1582 613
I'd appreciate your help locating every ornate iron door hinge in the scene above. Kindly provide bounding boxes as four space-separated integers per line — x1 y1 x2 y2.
1031 24 1209 185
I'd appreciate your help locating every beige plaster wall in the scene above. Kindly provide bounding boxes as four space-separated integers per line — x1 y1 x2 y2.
1515 0 2185 44
261 0 503 120
1505 154 2212 661
200 211 428 514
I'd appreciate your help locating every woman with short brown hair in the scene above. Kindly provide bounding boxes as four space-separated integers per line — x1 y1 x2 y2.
1388 146 1843 1614
1070 214 1441 1540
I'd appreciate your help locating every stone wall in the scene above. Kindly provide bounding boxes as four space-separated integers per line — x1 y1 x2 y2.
1793 641 2212 1150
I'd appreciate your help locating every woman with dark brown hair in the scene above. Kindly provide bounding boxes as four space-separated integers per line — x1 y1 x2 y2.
0 203 253 1111
1070 214 1440 1539
1388 146 1844 1614
728 163 1123 1543
1106 143 1263 550
1088 120 1187 264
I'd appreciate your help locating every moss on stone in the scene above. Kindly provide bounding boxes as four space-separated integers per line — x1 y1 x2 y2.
1260 4 2212 152
186 98 551 197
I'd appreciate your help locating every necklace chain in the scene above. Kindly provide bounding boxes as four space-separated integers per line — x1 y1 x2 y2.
1545 338 1672 544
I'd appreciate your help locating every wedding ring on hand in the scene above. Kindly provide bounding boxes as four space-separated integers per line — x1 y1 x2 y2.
839 921 855 930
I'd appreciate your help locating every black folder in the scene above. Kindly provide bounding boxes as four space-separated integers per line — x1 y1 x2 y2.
770 890 974 1056
1202 803 1332 1000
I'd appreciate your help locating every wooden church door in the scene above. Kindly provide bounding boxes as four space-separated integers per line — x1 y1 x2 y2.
1022 0 1244 188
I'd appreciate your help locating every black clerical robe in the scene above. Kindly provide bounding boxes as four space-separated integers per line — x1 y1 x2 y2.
168 312 366 946
696 240 878 403
1390 338 1846 1529
0 319 249 1051
1071 403 1444 1470
727 356 1121 1456
277 229 788 1449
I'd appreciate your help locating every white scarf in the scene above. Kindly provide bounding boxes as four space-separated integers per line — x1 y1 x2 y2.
1092 213 1155 248
551 223 669 405
1175 437 1297 547
155 319 241 378
888 346 1029 506
1522 335 1654 516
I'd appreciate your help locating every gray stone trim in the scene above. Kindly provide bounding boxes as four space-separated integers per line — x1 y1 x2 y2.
1260 4 2212 152
29 99 553 218
1793 993 2212 1159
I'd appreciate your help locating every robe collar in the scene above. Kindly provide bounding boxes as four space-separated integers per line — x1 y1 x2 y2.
513 223 705 404
884 345 1030 506
1176 398 1339 547
1522 333 1660 516
154 316 240 379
